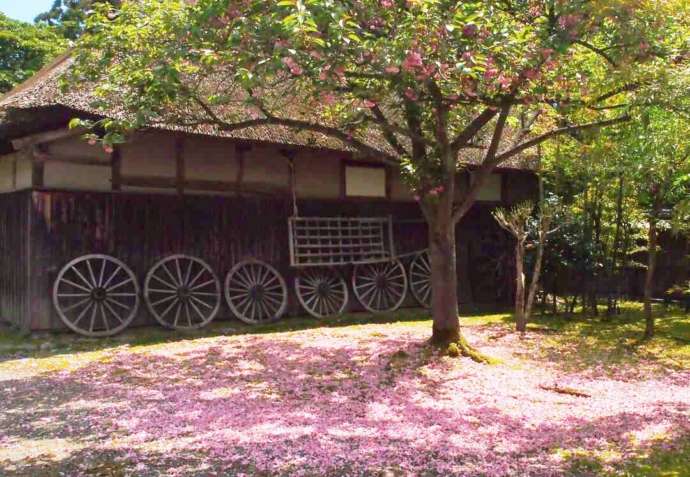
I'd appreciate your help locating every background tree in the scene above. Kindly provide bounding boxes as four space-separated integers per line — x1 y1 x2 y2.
67 0 689 352
493 190 558 332
35 0 120 40
618 108 690 338
0 13 67 94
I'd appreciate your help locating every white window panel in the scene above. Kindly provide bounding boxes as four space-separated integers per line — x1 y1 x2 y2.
345 165 386 198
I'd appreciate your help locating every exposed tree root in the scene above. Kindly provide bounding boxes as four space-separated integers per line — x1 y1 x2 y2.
539 384 591 398
430 335 499 364
456 336 501 364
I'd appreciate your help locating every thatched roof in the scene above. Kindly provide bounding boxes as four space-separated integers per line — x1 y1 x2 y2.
0 54 537 170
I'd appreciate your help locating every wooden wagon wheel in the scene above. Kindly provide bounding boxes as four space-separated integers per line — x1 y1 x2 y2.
295 268 349 318
52 254 140 337
352 259 408 313
409 251 432 308
144 255 221 329
224 260 288 324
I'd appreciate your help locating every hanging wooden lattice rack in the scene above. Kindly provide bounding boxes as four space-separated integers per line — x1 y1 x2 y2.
288 216 397 267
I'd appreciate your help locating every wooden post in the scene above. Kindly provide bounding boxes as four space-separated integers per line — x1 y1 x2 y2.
30 147 44 188
234 143 250 195
111 146 122 191
11 156 17 190
175 136 185 196
280 149 298 216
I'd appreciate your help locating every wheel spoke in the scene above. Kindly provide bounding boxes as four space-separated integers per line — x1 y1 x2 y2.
100 303 110 332
62 297 92 313
151 294 178 307
107 277 134 293
148 288 177 294
159 298 180 320
191 279 215 291
60 278 91 293
98 259 107 287
72 265 94 290
102 265 122 290
161 262 181 287
173 303 182 327
72 302 93 326
184 259 194 286
89 303 98 333
86 260 98 290
189 299 206 320
103 300 124 324
187 267 207 289
106 296 130 310
175 258 184 288
190 295 213 309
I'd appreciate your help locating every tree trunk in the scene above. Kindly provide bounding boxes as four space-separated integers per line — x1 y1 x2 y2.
643 213 658 339
607 174 625 316
515 241 526 332
429 217 460 345
525 235 545 322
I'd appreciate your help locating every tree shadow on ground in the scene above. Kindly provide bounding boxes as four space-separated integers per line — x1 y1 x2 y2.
490 303 690 376
0 305 513 364
1 327 688 476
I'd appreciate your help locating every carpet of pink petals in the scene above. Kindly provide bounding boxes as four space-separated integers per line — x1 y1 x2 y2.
1 322 689 476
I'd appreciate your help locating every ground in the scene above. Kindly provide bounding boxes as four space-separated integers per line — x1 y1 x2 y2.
0 303 688 477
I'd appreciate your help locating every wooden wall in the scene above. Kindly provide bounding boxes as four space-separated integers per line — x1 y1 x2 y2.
0 125 540 331
0 191 30 329
13 184 530 331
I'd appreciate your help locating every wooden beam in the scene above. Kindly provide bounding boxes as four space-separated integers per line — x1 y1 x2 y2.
111 146 122 191
11 128 85 150
0 151 23 164
119 175 288 196
120 176 176 189
32 151 111 167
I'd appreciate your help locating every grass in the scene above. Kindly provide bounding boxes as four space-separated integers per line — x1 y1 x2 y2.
0 301 687 371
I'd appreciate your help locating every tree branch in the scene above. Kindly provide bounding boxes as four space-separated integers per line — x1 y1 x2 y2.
575 40 618 67
494 114 631 164
452 104 511 222
450 107 499 152
187 94 400 164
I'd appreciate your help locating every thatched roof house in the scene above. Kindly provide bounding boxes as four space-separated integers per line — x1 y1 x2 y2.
0 53 537 335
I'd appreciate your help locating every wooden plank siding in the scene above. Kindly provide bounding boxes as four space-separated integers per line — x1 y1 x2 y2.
9 183 535 331
0 190 31 330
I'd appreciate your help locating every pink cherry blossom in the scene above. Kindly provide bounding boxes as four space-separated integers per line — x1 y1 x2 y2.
320 92 336 105
404 87 418 100
1 321 687 476
402 50 423 71
462 23 478 38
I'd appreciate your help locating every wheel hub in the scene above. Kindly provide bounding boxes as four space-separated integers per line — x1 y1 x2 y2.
375 274 388 289
91 288 107 301
177 287 191 301
251 285 265 301
316 281 331 297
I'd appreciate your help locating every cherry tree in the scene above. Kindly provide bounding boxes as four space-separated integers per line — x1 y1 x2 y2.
69 0 688 354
